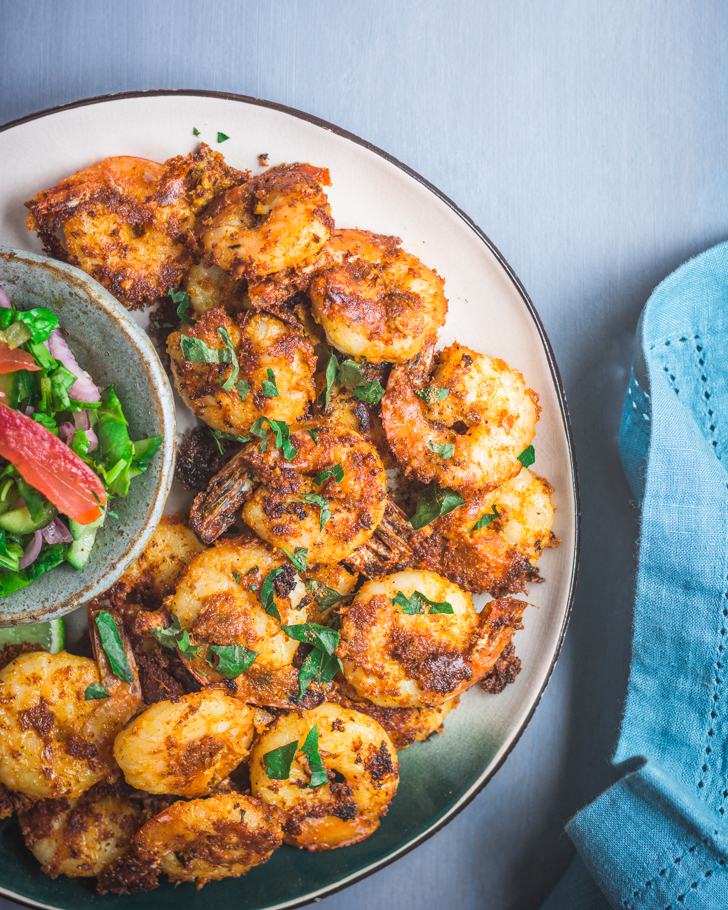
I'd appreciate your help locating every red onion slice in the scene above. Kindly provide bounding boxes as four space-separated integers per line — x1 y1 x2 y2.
41 517 73 545
73 411 90 431
0 287 10 309
86 427 99 452
18 530 42 569
58 422 75 444
47 330 101 403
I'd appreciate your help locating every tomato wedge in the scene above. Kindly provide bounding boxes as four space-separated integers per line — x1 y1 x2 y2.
0 342 40 374
0 404 107 524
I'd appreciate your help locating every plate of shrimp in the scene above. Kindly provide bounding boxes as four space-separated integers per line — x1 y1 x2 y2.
0 91 578 910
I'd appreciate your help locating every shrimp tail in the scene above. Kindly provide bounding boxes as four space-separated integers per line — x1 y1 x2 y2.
188 451 254 543
344 500 417 578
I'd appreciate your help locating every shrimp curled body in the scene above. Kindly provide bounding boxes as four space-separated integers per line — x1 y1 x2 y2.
249 704 399 851
309 229 448 364
381 342 540 493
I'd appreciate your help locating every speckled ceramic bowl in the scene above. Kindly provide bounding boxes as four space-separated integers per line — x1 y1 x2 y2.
0 246 176 626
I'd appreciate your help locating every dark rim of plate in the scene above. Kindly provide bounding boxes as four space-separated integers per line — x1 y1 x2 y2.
0 89 581 910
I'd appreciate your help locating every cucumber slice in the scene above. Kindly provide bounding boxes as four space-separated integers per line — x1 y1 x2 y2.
0 617 65 653
0 501 57 535
67 514 104 570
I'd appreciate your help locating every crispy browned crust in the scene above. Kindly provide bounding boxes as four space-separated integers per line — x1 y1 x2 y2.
175 425 240 493
480 641 522 694
0 782 15 819
344 500 416 578
0 640 43 671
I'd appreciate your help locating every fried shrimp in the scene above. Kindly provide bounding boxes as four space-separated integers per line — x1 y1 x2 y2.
108 515 205 607
249 704 399 850
337 569 527 707
381 342 540 493
25 145 246 308
168 307 317 437
97 792 284 892
196 163 333 281
17 781 146 879
0 606 141 799
166 537 311 706
184 261 248 316
422 468 559 597
240 421 387 565
114 688 254 797
308 229 448 364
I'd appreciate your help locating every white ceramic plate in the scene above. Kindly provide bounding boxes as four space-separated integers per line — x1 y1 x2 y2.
0 91 579 910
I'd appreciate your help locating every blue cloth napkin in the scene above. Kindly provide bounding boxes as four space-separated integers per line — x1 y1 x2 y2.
543 241 728 910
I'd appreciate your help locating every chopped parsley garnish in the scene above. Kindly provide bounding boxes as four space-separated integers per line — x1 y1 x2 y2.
300 724 328 787
232 572 242 583
249 417 298 460
307 427 321 444
84 682 109 700
472 505 500 532
216 327 239 391
409 483 464 530
313 463 344 487
217 131 230 143
281 545 308 572
261 368 280 398
318 350 339 410
236 379 251 400
414 387 449 404
289 493 332 530
338 360 385 404
261 566 286 621
426 439 455 460
94 611 134 683
150 614 200 659
305 578 353 610
263 738 299 780
208 644 258 678
518 444 535 468
168 288 196 325
281 621 342 699
391 590 454 615
193 127 201 137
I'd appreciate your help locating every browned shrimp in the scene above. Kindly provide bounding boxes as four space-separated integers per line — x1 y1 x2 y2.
25 145 246 308
382 342 540 493
168 307 317 437
97 792 284 892
249 704 399 851
196 163 334 282
308 229 448 363
416 468 559 597
337 569 528 707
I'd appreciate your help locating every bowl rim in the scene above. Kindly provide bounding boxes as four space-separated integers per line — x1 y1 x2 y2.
0 244 177 625
0 90 580 909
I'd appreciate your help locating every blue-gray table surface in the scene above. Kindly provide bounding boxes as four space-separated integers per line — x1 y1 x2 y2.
1 1 727 908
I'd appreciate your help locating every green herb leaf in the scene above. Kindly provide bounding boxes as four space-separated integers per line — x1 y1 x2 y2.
32 412 57 434
263 738 299 780
297 648 342 698
217 131 230 143
289 493 332 530
339 360 385 404
192 126 201 137
300 724 328 788
313 463 344 487
281 545 308 572
95 611 134 684
261 567 285 621
27 340 57 372
280 622 339 655
472 505 500 532
390 590 454 615
180 334 233 365
96 386 135 496
0 530 20 572
318 350 339 410
414 387 449 404
84 682 109 700
16 478 45 522
409 483 464 530
261 368 280 398
305 578 353 610
168 289 196 325
216 327 240 392
307 427 321 444
517 444 535 468
249 417 298 460
150 614 200 658
236 379 251 400
208 644 258 678
426 439 455 460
